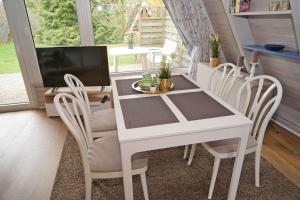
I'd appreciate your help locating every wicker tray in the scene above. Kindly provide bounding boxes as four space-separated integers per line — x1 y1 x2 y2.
132 80 174 94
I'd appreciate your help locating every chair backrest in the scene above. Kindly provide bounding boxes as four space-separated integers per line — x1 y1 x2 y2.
236 75 283 147
54 93 93 179
208 63 238 101
64 74 92 115
161 39 177 55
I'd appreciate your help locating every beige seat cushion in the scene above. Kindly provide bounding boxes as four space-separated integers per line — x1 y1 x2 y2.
204 135 257 154
88 134 148 173
89 108 117 132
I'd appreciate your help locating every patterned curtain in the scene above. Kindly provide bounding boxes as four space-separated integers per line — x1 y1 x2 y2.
163 0 211 80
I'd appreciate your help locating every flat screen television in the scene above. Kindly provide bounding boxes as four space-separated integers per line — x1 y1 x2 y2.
36 46 110 87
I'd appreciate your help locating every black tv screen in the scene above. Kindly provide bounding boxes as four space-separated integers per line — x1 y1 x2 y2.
36 46 110 87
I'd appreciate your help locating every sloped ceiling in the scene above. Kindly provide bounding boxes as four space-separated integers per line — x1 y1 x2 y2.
202 0 240 63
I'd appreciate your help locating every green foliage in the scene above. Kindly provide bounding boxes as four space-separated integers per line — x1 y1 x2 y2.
124 31 140 44
209 34 220 58
159 56 172 79
91 0 126 44
0 43 20 74
27 0 80 46
26 0 127 46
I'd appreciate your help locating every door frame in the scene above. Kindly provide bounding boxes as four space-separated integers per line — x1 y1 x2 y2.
0 0 40 112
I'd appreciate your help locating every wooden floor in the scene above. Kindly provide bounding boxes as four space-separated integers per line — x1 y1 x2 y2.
0 110 67 200
262 122 300 187
0 110 299 200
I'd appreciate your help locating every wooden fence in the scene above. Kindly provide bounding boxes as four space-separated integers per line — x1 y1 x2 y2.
138 6 190 68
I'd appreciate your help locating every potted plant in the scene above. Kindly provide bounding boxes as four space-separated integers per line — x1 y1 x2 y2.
158 55 172 91
150 75 157 93
124 31 140 49
209 34 220 67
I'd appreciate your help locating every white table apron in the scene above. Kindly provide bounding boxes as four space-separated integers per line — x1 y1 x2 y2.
111 75 252 200
109 47 150 72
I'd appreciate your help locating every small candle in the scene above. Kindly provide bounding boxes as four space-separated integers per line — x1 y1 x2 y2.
251 52 259 63
237 56 244 67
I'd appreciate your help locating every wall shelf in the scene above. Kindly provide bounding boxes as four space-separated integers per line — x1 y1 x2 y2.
232 10 292 17
243 45 300 61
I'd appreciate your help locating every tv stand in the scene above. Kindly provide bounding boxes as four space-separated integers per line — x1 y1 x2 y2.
44 86 113 117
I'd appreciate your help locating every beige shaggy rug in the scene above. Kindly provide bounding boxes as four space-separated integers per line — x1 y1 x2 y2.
51 134 300 200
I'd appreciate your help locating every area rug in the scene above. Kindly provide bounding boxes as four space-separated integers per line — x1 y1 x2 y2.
51 134 300 200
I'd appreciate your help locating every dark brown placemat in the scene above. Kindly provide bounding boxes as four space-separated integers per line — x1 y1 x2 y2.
168 91 234 121
116 75 199 96
116 78 141 96
171 75 199 91
120 96 179 129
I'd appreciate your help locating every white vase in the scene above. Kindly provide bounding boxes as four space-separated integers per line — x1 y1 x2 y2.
150 86 157 93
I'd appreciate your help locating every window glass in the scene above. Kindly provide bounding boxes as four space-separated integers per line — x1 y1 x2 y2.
90 0 188 73
25 0 80 47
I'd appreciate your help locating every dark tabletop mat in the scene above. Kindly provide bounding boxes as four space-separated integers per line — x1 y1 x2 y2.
168 91 234 121
171 75 199 91
116 78 141 96
116 75 199 96
120 96 179 129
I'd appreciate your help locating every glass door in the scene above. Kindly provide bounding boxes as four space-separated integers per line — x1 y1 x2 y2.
0 0 29 106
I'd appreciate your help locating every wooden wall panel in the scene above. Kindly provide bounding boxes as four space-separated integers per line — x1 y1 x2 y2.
260 55 300 112
247 13 300 131
249 16 299 52
202 0 240 63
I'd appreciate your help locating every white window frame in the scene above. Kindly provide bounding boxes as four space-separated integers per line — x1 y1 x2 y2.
0 0 39 111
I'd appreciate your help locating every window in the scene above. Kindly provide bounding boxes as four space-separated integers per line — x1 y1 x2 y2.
90 0 188 73
0 0 29 106
25 0 81 47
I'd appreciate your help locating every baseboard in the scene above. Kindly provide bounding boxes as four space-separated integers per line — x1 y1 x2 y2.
272 116 300 137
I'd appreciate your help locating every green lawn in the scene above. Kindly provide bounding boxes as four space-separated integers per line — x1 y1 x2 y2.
0 43 20 74
0 43 136 74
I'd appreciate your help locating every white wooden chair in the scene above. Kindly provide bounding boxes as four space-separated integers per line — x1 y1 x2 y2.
147 39 177 68
64 74 117 138
184 63 238 165
54 93 149 200
202 75 282 199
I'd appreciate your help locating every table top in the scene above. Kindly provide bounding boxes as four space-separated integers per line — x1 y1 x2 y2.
109 47 150 56
112 74 252 143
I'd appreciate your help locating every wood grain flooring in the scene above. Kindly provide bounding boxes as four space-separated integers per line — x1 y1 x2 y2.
0 110 67 200
0 110 299 200
262 122 300 187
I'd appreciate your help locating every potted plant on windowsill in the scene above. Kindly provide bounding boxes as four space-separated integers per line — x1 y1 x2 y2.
209 34 220 67
124 31 140 49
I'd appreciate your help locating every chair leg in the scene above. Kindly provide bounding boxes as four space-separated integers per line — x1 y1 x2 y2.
140 172 149 200
208 158 221 199
255 150 261 187
85 178 92 200
187 144 197 166
183 145 189 159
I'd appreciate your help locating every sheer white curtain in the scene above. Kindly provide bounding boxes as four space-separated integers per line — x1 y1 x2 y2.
163 0 211 80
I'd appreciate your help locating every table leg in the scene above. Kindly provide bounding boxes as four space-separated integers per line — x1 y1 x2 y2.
114 56 118 72
121 146 134 200
227 135 248 200
142 54 148 70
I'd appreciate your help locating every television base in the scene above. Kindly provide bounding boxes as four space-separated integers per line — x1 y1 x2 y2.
44 86 113 117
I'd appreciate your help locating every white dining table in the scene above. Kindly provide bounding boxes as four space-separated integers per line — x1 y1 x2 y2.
111 74 252 200
109 47 150 72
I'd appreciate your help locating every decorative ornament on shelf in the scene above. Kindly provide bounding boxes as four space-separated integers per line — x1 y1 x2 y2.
270 0 280 11
124 31 140 49
279 0 290 10
239 0 251 12
232 0 251 13
209 34 220 67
